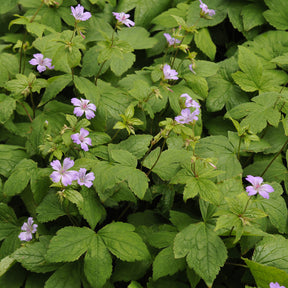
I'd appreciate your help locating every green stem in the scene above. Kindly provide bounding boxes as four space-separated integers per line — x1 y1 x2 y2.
110 129 120 142
146 138 167 177
19 1 44 73
242 197 251 215
170 31 187 69
237 136 242 160
18 101 33 122
260 138 288 177
30 93 35 119
95 60 107 85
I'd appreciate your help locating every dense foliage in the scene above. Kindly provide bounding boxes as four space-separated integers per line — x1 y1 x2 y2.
1 0 288 287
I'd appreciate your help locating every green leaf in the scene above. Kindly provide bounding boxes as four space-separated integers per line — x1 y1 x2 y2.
241 3 266 31
174 222 227 287
0 203 18 224
80 187 106 230
194 28 216 61
46 227 95 263
3 159 37 197
134 0 171 28
0 95 16 124
0 0 17 14
36 192 77 223
0 255 16 278
252 235 288 272
84 235 112 288
169 211 196 231
206 57 248 112
255 183 287 233
153 246 186 281
0 145 28 178
44 262 81 288
232 46 263 92
109 149 138 167
195 136 242 181
0 223 18 241
184 74 208 99
99 222 150 262
0 53 18 87
143 149 193 181
13 236 60 273
118 27 157 49
225 92 281 134
264 0 288 30
108 135 152 159
110 51 135 77
245 258 288 288
40 74 72 106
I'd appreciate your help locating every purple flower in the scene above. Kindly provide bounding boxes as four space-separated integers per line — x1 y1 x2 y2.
189 64 196 74
29 53 54 73
50 158 78 186
180 94 200 109
199 0 215 16
71 128 92 151
113 12 135 27
245 175 274 199
175 108 200 124
163 64 178 80
18 217 37 242
163 33 180 47
77 168 95 188
71 98 96 119
71 4 91 21
270 283 286 288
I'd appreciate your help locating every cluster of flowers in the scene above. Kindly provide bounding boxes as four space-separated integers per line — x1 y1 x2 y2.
175 93 200 124
29 6 135 73
199 0 215 16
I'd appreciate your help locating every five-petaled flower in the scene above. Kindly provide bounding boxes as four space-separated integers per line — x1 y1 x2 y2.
180 94 200 109
71 128 92 151
71 98 96 119
245 175 274 199
18 217 38 242
270 282 286 288
163 64 179 80
199 0 215 16
71 4 91 21
163 33 180 47
113 12 135 27
29 53 54 73
175 108 200 124
77 168 95 188
50 158 78 186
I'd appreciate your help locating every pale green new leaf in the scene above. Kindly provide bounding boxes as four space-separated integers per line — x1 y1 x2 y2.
84 235 112 288
174 222 227 287
46 227 95 262
0 255 16 278
99 222 150 262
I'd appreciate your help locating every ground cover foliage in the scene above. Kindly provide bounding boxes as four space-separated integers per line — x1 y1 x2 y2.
1 0 288 287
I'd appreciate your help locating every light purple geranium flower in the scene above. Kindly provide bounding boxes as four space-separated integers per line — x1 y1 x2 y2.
180 93 200 109
199 0 215 16
163 33 180 47
189 64 196 74
71 98 96 120
270 283 286 288
71 4 91 21
175 108 200 124
77 168 95 188
71 128 92 151
18 217 38 242
50 158 78 186
113 12 135 27
163 64 179 80
29 53 54 73
245 175 274 199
